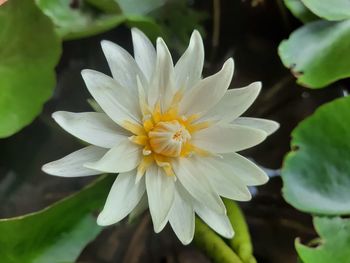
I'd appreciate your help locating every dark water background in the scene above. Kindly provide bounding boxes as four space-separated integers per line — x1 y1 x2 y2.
0 1 345 262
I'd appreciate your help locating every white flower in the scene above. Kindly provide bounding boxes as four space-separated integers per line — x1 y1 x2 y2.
42 28 279 245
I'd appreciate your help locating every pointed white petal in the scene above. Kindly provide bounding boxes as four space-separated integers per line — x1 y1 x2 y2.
84 138 141 173
131 28 156 82
174 30 204 91
196 157 252 201
192 123 267 153
201 82 262 123
220 153 269 186
146 165 175 233
148 38 174 110
42 146 107 177
81 70 141 125
194 200 234 238
128 194 148 222
173 158 226 214
101 40 146 92
52 111 128 148
232 117 279 136
180 58 234 116
97 171 145 226
169 183 195 245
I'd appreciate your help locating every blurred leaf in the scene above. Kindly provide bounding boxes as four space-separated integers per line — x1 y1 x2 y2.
126 15 164 42
0 175 114 263
282 96 350 215
116 0 166 15
85 0 121 13
225 200 256 263
279 20 350 88
283 0 319 23
0 0 61 138
296 217 350 263
36 0 126 40
151 0 207 52
301 0 350 21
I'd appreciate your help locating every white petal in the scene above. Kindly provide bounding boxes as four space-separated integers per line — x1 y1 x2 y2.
174 30 204 91
232 117 279 136
42 146 107 177
192 123 267 153
201 82 262 123
194 200 234 238
148 38 174 110
131 28 156 82
97 170 145 226
128 194 148 222
101 40 146 92
173 158 226 214
169 183 195 245
84 138 141 173
52 111 128 148
146 165 175 233
219 153 269 186
196 157 252 201
180 58 234 116
81 70 142 125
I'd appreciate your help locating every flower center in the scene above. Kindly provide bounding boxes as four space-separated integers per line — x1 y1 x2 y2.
149 120 191 157
121 91 212 180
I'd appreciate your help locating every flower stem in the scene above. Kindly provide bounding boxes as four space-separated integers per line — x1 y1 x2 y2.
194 217 244 263
224 199 257 263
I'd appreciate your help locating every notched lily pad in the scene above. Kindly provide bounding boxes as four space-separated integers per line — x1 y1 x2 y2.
279 20 350 88
296 216 350 263
282 96 350 215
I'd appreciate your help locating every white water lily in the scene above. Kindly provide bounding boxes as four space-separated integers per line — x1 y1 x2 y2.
42 28 279 245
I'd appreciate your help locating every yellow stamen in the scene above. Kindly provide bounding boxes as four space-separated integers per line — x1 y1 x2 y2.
129 135 148 146
122 120 145 136
143 118 154 132
136 155 154 179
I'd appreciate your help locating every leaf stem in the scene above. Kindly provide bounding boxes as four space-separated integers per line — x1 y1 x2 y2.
194 217 244 263
224 199 257 263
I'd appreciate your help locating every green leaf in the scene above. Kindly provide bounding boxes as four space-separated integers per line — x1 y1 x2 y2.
0 175 114 263
116 0 166 15
279 20 350 88
36 0 126 40
283 0 319 23
282 96 350 215
301 0 350 21
296 217 350 263
0 0 61 138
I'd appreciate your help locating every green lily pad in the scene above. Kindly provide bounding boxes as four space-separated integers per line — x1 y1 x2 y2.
296 217 350 263
284 0 319 23
279 20 350 88
301 0 350 21
282 96 350 215
0 175 114 263
0 0 61 138
36 0 126 40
